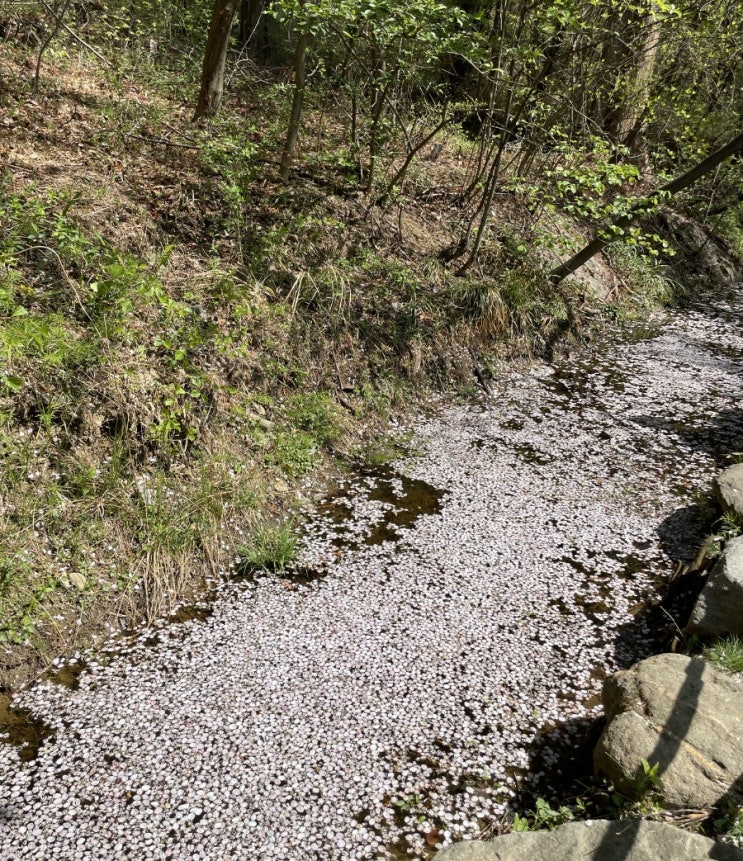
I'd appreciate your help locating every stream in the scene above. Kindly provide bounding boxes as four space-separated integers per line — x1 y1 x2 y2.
1 289 742 860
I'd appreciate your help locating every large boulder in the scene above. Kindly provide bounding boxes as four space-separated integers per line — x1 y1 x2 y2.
434 820 743 860
594 654 743 808
715 465 743 520
686 536 743 638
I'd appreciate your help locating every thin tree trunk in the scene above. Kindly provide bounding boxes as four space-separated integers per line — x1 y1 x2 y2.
463 0 505 200
279 30 310 182
364 45 390 194
194 0 239 120
378 108 450 204
456 89 514 275
549 131 743 285
457 24 563 276
366 75 397 193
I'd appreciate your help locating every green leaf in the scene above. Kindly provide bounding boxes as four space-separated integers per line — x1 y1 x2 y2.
2 375 24 392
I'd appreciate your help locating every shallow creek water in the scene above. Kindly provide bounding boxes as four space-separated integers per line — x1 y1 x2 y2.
1 290 742 860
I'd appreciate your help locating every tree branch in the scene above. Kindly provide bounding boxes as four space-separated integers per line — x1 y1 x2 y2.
549 131 743 285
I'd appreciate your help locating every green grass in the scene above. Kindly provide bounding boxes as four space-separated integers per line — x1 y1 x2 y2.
2 33 705 684
237 521 298 576
360 432 419 465
285 391 341 445
715 800 743 849
702 510 743 563
268 430 320 477
605 242 678 312
718 204 743 262
512 797 576 832
704 635 743 674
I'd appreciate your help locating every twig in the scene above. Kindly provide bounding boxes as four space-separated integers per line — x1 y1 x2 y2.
670 560 687 585
125 134 201 150
39 0 112 67
160 120 200 144
660 605 687 645
35 0 73 92
124 118 145 139
690 535 716 573
22 244 89 316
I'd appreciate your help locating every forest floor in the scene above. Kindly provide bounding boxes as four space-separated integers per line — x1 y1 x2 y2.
0 41 720 693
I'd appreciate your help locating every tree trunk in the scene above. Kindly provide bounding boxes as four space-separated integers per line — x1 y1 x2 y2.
605 13 661 150
279 30 310 182
194 0 239 120
549 131 743 285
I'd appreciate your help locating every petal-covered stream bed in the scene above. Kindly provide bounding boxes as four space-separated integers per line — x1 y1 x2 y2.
1 290 742 860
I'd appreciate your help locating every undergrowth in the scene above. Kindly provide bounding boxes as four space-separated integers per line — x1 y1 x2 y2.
237 521 299 576
605 242 680 313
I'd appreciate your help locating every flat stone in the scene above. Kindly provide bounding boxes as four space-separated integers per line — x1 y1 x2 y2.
594 654 743 807
434 820 743 860
715 464 743 519
686 536 743 638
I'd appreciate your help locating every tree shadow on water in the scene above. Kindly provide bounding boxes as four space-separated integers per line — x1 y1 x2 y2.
519 519 712 822
656 502 716 565
631 407 743 467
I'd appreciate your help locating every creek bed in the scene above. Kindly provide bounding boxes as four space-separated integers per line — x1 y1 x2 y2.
1 291 742 860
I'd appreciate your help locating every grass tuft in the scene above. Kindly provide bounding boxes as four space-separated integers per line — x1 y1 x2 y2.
704 635 743 674
715 800 743 849
237 522 298 576
605 243 679 312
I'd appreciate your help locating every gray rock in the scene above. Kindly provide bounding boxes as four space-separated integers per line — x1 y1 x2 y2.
594 654 743 807
435 820 743 860
686 536 743 638
715 465 743 520
652 208 741 288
